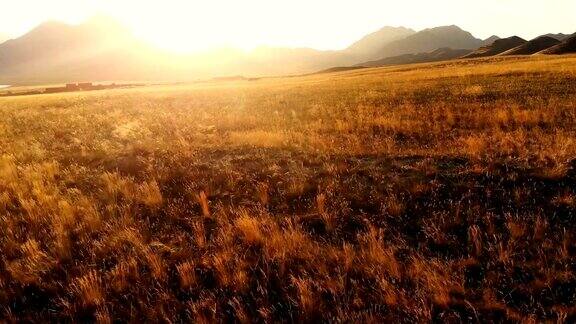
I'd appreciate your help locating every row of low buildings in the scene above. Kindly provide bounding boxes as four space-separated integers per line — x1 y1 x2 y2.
1 82 142 97
44 82 99 94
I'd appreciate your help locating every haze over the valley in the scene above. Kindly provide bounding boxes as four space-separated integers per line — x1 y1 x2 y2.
0 0 574 85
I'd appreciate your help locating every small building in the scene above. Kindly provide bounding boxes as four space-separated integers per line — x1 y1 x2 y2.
78 82 93 90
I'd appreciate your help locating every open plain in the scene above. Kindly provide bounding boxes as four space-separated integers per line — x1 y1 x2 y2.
1 55 576 322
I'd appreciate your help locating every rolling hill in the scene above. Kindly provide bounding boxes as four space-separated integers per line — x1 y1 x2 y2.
537 34 576 54
499 36 560 55
544 33 572 41
462 36 527 58
358 47 472 67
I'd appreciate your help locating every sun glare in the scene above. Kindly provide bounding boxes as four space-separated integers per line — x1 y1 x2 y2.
108 1 266 53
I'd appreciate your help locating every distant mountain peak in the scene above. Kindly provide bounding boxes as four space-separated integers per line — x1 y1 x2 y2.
422 25 468 34
482 35 501 45
346 26 416 60
538 34 576 54
365 25 482 61
499 36 560 56
414 25 480 42
544 33 573 41
5 20 74 45
462 36 527 58
429 25 461 30
502 36 526 43
378 26 415 32
28 20 71 34
0 15 139 77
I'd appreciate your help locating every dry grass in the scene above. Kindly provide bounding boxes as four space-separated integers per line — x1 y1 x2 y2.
0 55 575 322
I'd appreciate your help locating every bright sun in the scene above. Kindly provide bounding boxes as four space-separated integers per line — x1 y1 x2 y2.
110 1 266 53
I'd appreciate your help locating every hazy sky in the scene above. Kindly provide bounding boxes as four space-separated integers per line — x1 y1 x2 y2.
0 0 574 52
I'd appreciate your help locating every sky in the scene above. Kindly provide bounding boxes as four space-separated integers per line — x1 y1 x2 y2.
0 0 574 52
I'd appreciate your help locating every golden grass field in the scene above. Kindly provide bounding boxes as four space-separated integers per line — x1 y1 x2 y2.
1 55 576 322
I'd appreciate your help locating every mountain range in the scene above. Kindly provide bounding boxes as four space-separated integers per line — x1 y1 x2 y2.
371 25 484 59
345 26 416 61
499 36 560 56
0 17 574 84
544 33 572 41
538 34 576 54
462 36 528 58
